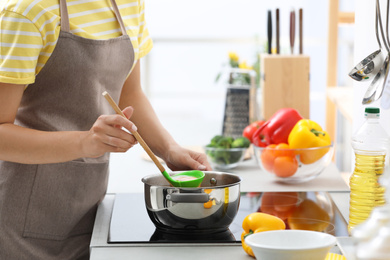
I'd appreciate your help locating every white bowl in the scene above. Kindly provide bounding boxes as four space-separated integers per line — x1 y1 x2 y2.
245 230 337 260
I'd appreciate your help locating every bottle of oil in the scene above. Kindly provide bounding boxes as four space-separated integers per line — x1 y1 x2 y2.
353 173 390 260
349 107 390 232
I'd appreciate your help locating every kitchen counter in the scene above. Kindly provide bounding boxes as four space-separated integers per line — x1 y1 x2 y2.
90 149 352 259
90 192 351 260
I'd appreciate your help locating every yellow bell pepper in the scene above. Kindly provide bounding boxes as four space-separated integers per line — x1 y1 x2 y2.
288 119 331 164
241 212 286 257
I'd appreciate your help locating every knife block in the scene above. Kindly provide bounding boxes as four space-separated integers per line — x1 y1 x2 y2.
260 54 310 119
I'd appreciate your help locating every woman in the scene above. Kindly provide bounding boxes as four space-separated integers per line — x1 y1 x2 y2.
0 0 211 259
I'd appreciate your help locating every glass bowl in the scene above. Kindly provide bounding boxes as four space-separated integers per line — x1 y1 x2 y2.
253 144 334 183
203 146 247 170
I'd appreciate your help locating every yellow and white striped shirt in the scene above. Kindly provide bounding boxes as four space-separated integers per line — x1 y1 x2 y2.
0 0 153 84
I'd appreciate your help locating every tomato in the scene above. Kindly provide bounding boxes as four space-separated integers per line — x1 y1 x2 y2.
274 143 296 157
260 143 299 178
260 144 277 171
273 156 298 178
243 120 265 143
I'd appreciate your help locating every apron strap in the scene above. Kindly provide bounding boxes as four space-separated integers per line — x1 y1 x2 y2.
59 0 128 36
109 0 128 36
59 0 70 32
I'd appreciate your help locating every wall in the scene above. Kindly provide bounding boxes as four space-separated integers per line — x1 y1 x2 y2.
142 0 335 134
108 0 358 192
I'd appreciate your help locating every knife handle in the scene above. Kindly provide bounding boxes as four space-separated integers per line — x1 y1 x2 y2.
290 9 296 54
276 8 280 54
299 8 303 54
267 10 272 54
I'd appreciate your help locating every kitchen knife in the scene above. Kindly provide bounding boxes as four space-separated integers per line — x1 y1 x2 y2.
299 8 303 54
290 8 296 54
267 10 272 54
276 8 280 54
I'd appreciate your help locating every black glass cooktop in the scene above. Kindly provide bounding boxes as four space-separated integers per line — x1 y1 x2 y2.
108 192 348 244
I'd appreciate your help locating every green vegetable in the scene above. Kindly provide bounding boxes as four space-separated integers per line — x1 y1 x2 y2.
210 135 224 146
216 137 234 148
206 135 249 166
231 137 250 148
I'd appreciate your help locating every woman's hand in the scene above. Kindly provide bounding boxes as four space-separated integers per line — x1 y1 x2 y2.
164 145 212 172
81 106 138 158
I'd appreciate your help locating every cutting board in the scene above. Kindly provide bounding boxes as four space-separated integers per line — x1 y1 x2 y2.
260 54 310 119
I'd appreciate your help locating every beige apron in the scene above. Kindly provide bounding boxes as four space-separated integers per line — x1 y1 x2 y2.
0 0 134 259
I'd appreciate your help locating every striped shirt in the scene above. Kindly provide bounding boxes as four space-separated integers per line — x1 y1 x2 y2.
0 0 153 85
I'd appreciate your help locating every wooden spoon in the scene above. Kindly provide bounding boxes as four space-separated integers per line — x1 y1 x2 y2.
102 91 205 187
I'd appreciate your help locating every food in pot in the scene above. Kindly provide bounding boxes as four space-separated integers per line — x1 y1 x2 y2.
172 175 197 181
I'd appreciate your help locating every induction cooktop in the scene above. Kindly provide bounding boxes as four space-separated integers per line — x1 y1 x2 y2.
108 192 349 244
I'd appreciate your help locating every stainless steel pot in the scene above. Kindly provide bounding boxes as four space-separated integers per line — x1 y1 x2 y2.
142 171 241 233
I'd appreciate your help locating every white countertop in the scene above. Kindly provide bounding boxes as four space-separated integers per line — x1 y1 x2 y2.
90 148 353 259
90 193 351 260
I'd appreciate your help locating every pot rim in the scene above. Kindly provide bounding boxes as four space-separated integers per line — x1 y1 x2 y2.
141 171 241 189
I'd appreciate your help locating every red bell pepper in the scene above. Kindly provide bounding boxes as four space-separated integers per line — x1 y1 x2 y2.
252 108 303 147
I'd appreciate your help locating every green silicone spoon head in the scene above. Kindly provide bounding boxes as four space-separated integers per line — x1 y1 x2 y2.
162 170 205 188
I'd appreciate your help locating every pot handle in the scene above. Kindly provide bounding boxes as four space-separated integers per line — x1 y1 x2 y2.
166 193 210 203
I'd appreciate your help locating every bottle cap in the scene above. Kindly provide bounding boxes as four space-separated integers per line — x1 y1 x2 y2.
365 107 380 114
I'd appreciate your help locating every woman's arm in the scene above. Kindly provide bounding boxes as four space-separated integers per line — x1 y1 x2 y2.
0 83 138 164
119 61 211 171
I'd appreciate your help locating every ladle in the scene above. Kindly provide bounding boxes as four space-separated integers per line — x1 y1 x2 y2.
102 91 205 188
363 0 390 104
374 0 390 102
380 75 390 108
382 1 390 108
349 1 384 82
362 56 390 104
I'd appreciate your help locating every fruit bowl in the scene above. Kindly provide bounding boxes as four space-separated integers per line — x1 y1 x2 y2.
253 144 334 183
204 146 247 170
